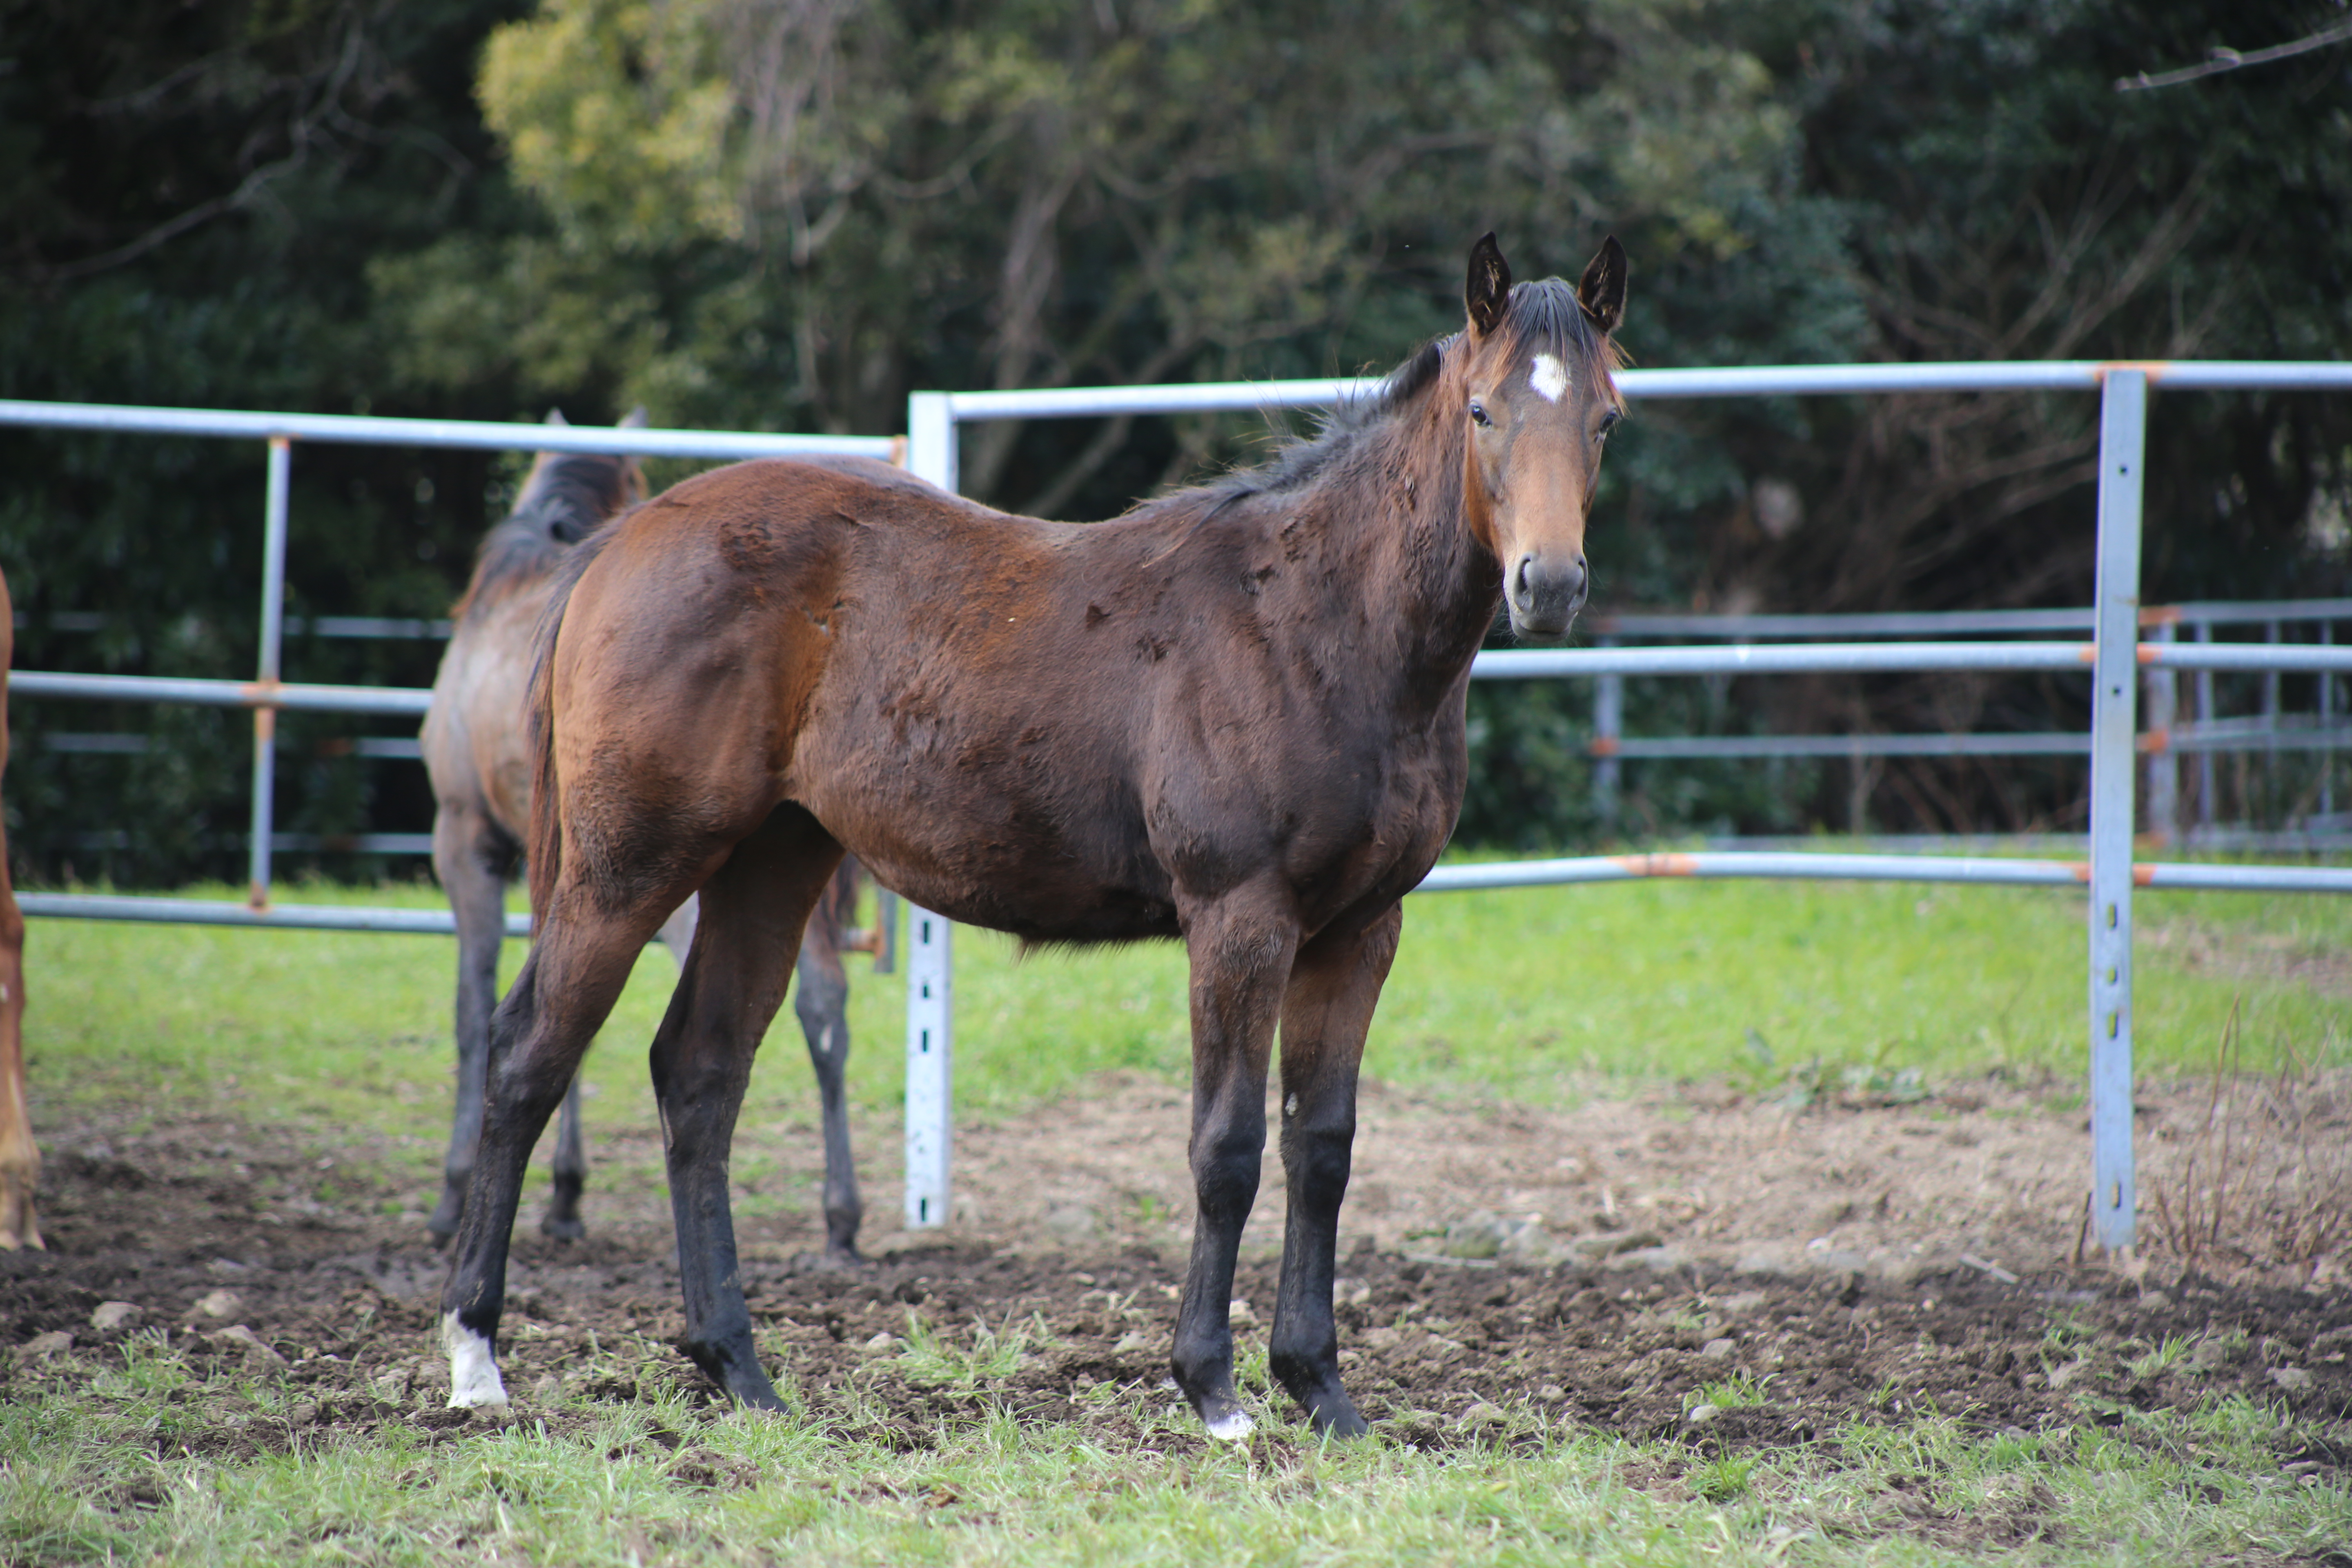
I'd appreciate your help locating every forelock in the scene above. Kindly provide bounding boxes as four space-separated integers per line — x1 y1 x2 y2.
1494 278 1625 408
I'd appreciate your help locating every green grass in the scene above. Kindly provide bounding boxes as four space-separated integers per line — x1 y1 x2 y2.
4 1335 2347 1567
11 867 2352 1565
24 864 2350 1150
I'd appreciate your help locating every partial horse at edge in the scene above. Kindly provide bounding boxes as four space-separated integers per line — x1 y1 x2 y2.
0 568 33 1252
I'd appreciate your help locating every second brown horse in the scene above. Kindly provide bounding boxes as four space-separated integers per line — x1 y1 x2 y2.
421 416 882 1256
441 234 1629 1439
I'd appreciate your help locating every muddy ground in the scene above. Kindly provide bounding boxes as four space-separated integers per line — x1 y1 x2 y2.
6 1070 2349 1490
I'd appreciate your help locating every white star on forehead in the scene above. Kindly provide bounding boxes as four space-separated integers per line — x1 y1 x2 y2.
1530 354 1570 403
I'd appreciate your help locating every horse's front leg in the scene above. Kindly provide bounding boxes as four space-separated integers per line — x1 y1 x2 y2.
1171 891 1298 1441
791 923 861 1261
430 806 510 1243
1270 904 1401 1439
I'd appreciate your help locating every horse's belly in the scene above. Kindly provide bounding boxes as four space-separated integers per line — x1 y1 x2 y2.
800 780 1179 944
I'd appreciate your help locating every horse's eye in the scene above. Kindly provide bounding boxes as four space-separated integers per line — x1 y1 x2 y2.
1469 401 1491 428
1596 409 1622 440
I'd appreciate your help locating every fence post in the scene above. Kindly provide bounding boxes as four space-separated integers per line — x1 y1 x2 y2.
901 392 958 1229
1592 637 1621 826
2087 370 2147 1256
2323 621 2336 822
247 436 291 911
2144 621 2177 846
2194 620 2216 835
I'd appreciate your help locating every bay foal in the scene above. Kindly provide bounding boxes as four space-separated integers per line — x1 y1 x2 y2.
423 419 881 1255
442 234 1628 1438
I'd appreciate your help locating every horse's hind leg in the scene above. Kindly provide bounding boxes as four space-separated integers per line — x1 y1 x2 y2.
792 889 861 1261
430 805 514 1242
655 806 842 1407
441 897 659 1407
1267 905 1400 1440
540 1077 587 1240
545 889 694 1243
1169 889 1299 1442
656 893 699 962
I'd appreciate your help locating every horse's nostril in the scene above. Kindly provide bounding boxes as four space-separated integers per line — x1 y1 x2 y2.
1511 552 1588 629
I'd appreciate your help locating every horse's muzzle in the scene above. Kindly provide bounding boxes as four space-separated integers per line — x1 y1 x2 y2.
1508 551 1588 637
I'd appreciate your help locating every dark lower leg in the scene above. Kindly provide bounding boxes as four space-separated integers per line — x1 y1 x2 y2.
655 1043 777 1405
440 909 651 1407
1267 907 1397 1439
1174 1083 1267 1439
1168 898 1294 1440
792 937 861 1258
441 961 570 1404
654 811 834 1408
1271 1106 1361 1435
540 1076 586 1240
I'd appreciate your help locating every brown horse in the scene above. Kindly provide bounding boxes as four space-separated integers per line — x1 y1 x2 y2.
0 569 32 1252
440 234 1628 1439
421 418 884 1255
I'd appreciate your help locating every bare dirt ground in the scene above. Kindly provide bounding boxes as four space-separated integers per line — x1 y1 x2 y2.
5 1072 2348 1502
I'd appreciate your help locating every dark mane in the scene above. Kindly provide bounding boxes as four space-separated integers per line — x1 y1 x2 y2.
1201 276 1623 508
452 452 639 621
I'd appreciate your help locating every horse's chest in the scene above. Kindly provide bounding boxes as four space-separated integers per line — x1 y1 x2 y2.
1149 706 1462 902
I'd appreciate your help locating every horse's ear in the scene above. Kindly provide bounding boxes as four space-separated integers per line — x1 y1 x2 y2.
618 406 648 428
1577 236 1627 336
544 408 570 426
1465 232 1512 338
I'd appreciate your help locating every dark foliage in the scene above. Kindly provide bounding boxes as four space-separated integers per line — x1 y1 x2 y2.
1 0 2346 880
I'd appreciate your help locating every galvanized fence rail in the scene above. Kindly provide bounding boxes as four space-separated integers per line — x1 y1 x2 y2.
900 359 2352 1254
1575 601 2352 841
0 400 893 931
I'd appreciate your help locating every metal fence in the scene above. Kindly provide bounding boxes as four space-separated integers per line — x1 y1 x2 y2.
0 398 893 930
9 365 2352 1258
900 359 2352 1252
1576 600 2352 843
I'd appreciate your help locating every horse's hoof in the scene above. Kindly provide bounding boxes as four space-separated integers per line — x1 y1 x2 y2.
684 1336 787 1410
444 1312 510 1409
0 1200 42 1251
1307 1396 1370 1439
1274 1356 1370 1439
786 1246 863 1275
538 1213 586 1243
1200 1401 1256 1442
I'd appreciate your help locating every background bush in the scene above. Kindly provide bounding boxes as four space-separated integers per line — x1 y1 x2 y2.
3 0 2347 881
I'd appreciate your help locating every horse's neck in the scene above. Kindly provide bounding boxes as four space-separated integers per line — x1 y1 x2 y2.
1309 402 1497 696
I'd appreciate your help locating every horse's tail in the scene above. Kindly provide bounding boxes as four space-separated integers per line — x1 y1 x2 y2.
523 523 625 918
